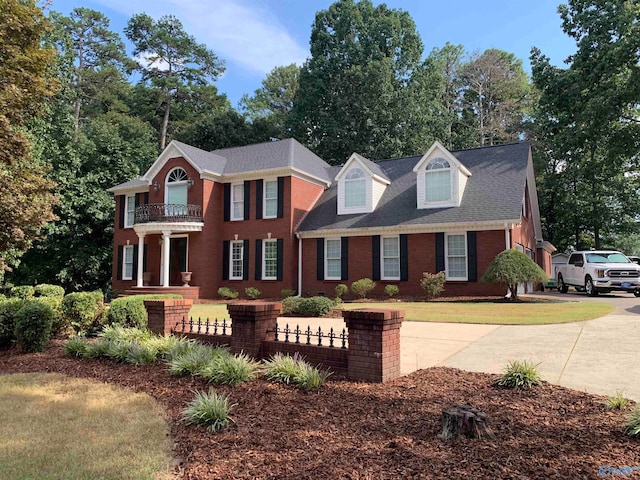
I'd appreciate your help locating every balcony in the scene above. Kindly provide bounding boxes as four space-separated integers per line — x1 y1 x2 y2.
135 204 203 224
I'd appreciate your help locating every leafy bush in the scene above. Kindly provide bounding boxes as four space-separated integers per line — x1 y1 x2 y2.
105 294 181 329
182 389 236 432
420 271 446 299
334 284 348 299
0 298 26 348
482 249 548 301
33 297 66 336
495 360 541 389
125 342 159 365
34 284 65 298
384 284 399 298
198 353 262 385
62 291 105 334
217 287 238 300
281 288 296 299
624 407 640 438
281 296 334 316
351 278 375 299
14 301 54 353
604 390 630 411
244 287 261 300
264 353 331 391
63 337 91 358
10 286 35 299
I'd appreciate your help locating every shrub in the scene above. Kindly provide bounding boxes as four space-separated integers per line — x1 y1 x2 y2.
167 344 229 376
281 296 333 316
281 288 296 299
351 278 376 299
182 389 236 432
420 271 446 300
264 353 332 391
105 294 181 329
14 301 54 353
84 338 111 358
605 390 630 411
10 286 35 299
294 362 332 391
218 287 238 300
624 407 640 438
334 284 348 299
33 297 66 336
482 249 548 301
62 291 105 334
125 342 159 365
384 284 399 298
63 337 91 358
199 353 262 385
495 360 541 389
244 287 261 300
100 325 152 343
0 298 26 348
34 284 65 298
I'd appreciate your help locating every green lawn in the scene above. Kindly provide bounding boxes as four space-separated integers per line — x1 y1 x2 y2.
189 300 614 325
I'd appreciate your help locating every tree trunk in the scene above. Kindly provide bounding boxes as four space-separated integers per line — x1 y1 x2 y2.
439 405 494 440
160 97 171 150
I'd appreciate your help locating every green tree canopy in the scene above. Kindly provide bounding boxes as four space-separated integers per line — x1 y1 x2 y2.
482 250 547 301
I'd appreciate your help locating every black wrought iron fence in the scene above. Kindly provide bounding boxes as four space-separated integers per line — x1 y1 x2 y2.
173 317 230 336
268 322 348 348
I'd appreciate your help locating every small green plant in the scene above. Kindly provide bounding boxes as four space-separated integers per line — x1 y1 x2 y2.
624 407 640 438
604 390 630 411
14 301 54 353
167 344 228 376
244 287 261 300
182 389 236 432
495 360 541 389
294 362 333 391
63 337 91 358
281 296 334 316
420 271 446 300
10 286 35 299
334 284 348 299
199 353 262 385
281 288 296 299
217 287 239 300
351 278 376 299
34 284 65 298
384 284 399 298
125 342 159 365
264 352 302 384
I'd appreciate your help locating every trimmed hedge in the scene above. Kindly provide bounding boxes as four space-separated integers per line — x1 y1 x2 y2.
15 301 54 353
62 291 105 334
0 298 26 348
10 286 35 299
106 294 182 329
34 297 65 335
282 296 334 317
34 284 65 298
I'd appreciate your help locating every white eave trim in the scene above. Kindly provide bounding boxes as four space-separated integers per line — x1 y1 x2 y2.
334 154 390 185
143 141 224 182
413 140 472 177
106 183 150 195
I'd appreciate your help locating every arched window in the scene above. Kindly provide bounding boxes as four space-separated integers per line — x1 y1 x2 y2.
166 167 188 206
425 157 451 202
344 167 366 208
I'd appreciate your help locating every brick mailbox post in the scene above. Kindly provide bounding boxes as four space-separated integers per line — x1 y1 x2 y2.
226 302 281 357
144 299 193 336
343 309 404 383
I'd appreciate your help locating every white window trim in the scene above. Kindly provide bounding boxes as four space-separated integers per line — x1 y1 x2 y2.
123 245 134 281
381 235 400 281
124 194 136 228
230 240 244 280
344 168 367 209
165 167 189 206
262 239 278 280
445 232 468 281
324 238 341 281
231 183 244 221
424 159 453 204
263 179 278 219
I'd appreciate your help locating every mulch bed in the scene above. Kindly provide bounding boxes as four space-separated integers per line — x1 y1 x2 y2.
1 341 637 479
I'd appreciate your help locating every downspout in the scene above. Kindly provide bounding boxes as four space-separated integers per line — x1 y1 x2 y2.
296 233 302 297
504 225 511 250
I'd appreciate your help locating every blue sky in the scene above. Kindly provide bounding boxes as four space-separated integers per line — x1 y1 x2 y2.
48 0 577 108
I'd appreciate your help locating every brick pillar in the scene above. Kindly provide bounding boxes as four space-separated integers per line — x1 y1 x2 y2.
227 302 281 358
144 299 193 336
343 309 404 383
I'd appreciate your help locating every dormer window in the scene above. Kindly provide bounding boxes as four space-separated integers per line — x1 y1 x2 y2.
344 168 366 208
425 158 452 202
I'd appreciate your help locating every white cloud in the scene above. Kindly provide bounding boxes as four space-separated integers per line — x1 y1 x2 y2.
91 0 308 75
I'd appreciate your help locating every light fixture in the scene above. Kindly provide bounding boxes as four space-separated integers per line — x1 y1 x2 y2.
153 183 160 192
187 177 194 189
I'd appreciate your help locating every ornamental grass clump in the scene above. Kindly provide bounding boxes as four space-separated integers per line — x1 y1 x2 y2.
495 360 541 389
198 353 262 385
624 407 640 438
167 344 228 376
294 362 333 391
63 336 91 358
125 342 159 365
182 389 236 432
604 390 631 411
264 353 331 391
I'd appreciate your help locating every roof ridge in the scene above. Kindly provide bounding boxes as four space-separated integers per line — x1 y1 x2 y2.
211 137 294 154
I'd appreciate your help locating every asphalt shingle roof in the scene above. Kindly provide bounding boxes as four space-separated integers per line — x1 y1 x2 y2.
172 140 228 174
347 153 391 182
106 177 148 192
297 142 530 233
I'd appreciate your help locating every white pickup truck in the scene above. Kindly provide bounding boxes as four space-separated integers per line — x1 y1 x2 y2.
555 250 640 297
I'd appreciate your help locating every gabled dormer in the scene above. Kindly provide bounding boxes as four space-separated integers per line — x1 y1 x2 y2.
335 153 390 215
413 141 472 209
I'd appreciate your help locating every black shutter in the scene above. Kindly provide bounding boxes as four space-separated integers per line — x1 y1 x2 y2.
372 235 381 281
467 231 477 282
132 244 138 280
341 237 349 281
255 179 263 219
400 234 409 281
222 240 230 280
243 180 251 220
143 244 147 272
277 177 285 218
276 239 283 281
116 245 123 280
135 193 140 208
223 183 231 222
144 191 149 205
243 239 249 280
316 238 324 280
435 233 445 273
118 195 125 229
255 239 262 280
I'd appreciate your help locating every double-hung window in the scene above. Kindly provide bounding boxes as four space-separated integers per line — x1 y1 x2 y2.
123 245 134 280
325 239 341 280
262 239 278 280
381 236 400 280
344 168 366 208
125 194 136 228
231 183 244 221
230 240 244 280
264 180 278 218
425 158 452 202
446 234 467 280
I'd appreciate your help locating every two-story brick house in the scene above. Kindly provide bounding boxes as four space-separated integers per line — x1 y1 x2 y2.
108 138 553 299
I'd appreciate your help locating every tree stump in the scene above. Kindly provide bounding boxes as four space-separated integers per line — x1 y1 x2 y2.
439 405 494 440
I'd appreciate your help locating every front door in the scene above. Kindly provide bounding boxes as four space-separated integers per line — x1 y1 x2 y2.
169 237 188 285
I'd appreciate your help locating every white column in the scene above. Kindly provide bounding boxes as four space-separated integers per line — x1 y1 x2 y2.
297 234 302 297
162 231 171 287
136 233 145 287
505 227 511 250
